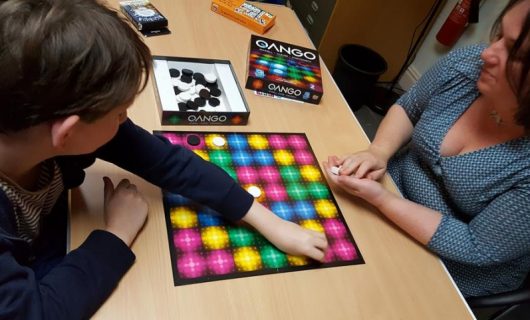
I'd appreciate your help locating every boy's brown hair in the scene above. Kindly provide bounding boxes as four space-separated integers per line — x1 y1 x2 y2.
0 0 152 133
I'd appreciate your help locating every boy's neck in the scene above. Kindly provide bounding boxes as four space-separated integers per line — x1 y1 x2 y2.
0 126 53 190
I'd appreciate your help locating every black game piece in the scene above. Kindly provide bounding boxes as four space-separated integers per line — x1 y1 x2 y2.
199 89 211 99
187 134 200 146
186 100 198 110
181 75 192 84
177 102 187 111
169 68 180 78
210 87 222 97
208 97 220 107
194 97 206 107
173 86 182 95
193 72 205 81
182 69 193 77
206 81 218 89
195 79 207 86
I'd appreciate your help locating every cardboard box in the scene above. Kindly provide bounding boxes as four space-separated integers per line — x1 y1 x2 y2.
152 56 250 126
211 0 275 34
119 0 170 36
245 35 323 104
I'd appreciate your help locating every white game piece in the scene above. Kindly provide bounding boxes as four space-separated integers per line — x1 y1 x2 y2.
246 185 262 198
177 82 191 92
212 136 226 147
186 87 196 95
204 73 217 84
171 78 180 86
178 92 192 102
195 84 206 94
331 166 341 175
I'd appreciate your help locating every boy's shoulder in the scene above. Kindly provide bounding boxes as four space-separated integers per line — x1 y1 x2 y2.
0 190 16 236
0 190 22 257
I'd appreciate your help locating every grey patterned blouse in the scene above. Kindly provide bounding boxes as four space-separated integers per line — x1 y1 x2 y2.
388 44 530 297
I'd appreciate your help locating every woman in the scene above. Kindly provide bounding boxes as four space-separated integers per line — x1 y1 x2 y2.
324 0 530 297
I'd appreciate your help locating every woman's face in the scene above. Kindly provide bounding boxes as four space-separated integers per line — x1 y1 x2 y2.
478 0 530 106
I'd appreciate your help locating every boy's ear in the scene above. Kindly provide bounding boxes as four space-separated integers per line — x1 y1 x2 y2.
50 115 81 149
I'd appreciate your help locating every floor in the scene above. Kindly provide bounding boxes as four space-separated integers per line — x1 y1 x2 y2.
473 304 530 320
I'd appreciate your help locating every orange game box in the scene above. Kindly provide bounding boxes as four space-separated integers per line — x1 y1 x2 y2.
211 0 276 34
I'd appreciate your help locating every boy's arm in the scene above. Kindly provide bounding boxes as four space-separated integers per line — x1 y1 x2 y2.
0 229 134 319
95 119 254 221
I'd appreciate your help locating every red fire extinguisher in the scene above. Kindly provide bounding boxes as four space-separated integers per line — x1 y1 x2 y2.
436 0 480 47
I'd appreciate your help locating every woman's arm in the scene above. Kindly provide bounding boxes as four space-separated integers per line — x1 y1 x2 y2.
369 104 414 163
324 167 530 265
335 104 414 179
323 168 441 244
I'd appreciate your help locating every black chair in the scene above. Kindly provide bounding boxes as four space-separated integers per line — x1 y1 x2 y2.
466 274 530 320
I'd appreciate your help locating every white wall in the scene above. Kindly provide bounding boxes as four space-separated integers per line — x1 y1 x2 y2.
399 0 509 89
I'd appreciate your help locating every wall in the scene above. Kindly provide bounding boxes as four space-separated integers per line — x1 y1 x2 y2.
399 0 509 89
317 0 438 82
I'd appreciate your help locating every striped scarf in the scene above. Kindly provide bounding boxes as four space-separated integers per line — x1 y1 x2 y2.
0 160 64 243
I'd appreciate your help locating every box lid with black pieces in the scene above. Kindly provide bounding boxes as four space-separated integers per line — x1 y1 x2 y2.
152 56 250 125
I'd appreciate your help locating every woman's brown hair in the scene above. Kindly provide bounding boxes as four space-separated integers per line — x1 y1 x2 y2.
491 0 530 130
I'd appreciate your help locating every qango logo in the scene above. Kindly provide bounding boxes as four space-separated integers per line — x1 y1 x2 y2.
268 84 302 96
187 114 228 123
255 39 317 61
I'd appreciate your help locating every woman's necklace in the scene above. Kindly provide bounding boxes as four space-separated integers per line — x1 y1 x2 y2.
488 109 504 126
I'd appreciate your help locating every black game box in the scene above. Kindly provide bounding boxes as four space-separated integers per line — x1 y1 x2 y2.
119 0 170 36
245 35 323 104
152 56 250 125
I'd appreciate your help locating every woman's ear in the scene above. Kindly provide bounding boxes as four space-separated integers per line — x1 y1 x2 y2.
50 115 81 149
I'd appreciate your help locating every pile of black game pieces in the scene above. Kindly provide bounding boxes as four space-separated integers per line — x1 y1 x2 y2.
170 68 223 112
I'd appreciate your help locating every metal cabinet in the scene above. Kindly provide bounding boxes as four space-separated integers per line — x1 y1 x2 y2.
290 0 441 81
289 0 336 46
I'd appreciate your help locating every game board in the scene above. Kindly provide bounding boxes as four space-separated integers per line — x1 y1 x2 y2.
156 131 364 286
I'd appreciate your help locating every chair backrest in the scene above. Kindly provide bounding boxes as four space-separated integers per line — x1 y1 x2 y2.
466 272 530 308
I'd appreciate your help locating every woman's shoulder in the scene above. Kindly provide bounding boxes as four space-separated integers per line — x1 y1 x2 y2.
437 43 488 80
445 43 488 60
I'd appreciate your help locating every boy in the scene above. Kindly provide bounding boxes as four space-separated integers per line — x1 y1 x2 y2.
0 0 328 318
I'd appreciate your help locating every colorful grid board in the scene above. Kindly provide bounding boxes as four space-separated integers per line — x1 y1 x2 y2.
155 131 364 286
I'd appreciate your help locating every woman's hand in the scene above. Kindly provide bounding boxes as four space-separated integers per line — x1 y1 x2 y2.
324 158 392 208
332 146 389 180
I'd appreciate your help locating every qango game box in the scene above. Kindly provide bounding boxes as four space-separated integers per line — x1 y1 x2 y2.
245 35 323 105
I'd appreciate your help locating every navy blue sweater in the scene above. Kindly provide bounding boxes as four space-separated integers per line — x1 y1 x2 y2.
0 119 253 319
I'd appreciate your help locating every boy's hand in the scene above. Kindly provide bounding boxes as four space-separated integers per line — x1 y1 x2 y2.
103 177 148 247
265 219 328 261
242 201 328 261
